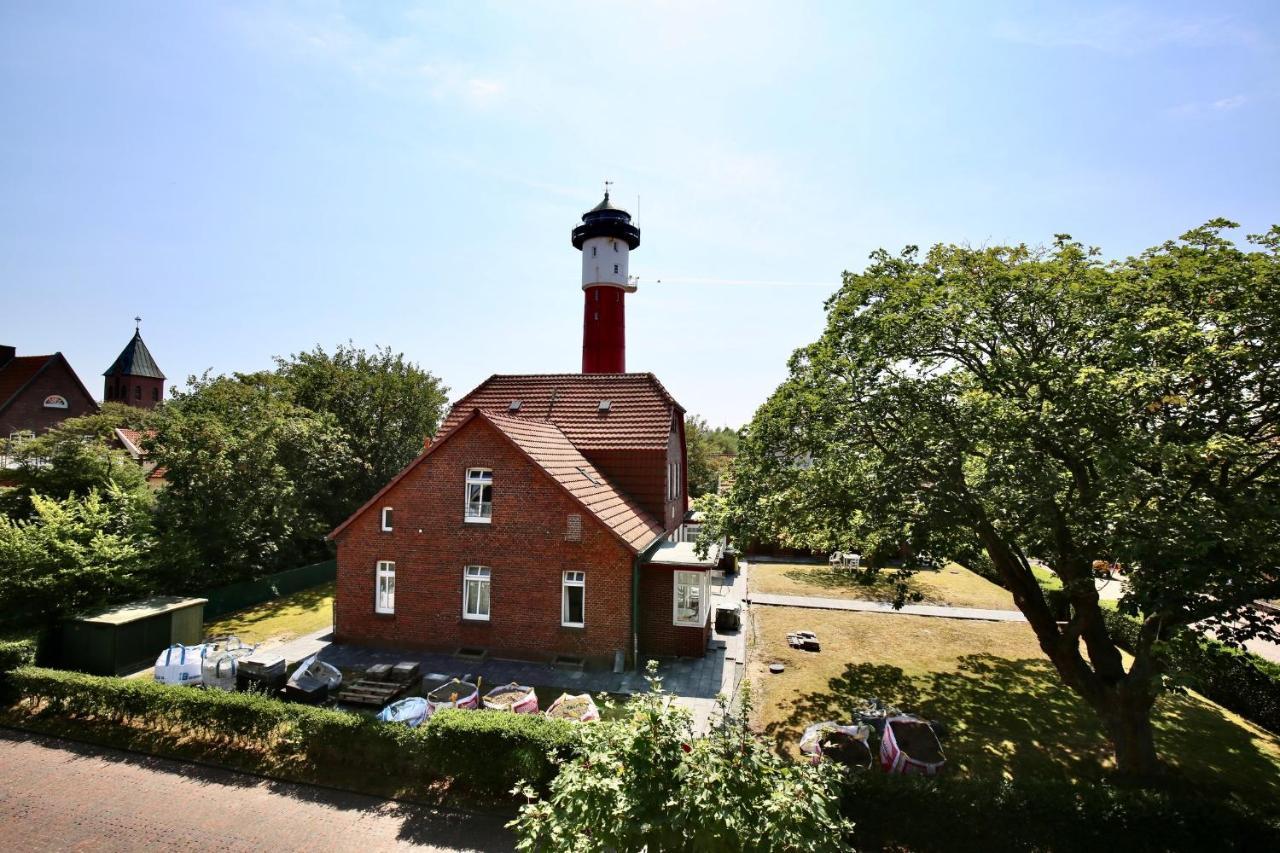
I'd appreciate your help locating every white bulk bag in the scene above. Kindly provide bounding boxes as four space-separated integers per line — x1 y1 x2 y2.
154 643 207 686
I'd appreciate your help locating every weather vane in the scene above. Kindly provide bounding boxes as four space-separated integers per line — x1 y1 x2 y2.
604 179 613 198
134 315 142 330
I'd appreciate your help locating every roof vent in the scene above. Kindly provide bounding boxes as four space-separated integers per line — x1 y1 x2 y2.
598 399 611 413
508 400 521 413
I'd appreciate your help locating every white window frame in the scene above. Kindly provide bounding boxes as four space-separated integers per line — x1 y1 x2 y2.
375 561 395 614
673 570 708 627
464 467 493 524
562 571 586 627
380 506 394 532
462 565 491 621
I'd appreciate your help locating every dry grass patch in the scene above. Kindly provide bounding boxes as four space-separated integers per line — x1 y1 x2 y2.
204 582 334 646
749 561 1016 610
748 605 1280 807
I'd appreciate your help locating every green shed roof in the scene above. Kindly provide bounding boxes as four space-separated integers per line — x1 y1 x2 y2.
74 595 207 626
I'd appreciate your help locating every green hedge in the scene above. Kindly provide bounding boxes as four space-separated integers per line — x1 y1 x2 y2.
8 666 577 793
1102 609 1280 734
0 639 36 675
842 771 1279 852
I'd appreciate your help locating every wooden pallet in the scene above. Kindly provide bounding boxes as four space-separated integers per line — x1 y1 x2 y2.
335 678 410 707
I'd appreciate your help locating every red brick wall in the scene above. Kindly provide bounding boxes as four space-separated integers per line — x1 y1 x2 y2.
334 416 637 669
1 358 97 436
583 448 667 523
638 565 710 659
104 376 164 409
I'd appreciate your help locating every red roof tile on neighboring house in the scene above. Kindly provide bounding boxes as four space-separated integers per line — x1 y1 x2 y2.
482 412 664 552
0 355 56 413
438 373 683 451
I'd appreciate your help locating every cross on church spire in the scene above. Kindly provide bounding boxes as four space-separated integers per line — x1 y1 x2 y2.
134 316 142 331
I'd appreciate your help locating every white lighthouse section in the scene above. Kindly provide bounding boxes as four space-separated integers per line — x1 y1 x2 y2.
581 236 636 292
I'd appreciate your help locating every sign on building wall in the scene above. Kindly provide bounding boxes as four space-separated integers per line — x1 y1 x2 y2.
42 395 69 409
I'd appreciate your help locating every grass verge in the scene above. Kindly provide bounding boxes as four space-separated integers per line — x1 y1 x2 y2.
205 582 334 646
750 561 1017 610
748 605 1280 811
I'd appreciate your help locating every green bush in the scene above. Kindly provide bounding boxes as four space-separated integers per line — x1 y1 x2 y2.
1102 609 1280 734
842 771 1279 852
423 708 576 792
0 639 36 675
8 666 574 793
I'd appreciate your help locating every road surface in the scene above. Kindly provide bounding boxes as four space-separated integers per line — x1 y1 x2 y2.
0 728 515 852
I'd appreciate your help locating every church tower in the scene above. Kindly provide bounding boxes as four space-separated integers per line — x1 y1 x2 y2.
103 320 166 409
572 187 641 373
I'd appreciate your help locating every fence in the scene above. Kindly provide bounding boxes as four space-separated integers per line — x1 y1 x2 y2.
200 559 337 621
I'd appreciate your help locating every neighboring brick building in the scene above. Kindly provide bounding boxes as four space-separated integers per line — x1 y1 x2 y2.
0 345 98 440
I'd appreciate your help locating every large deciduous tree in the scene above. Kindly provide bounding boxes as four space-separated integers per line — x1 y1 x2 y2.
711 221 1280 776
0 484 155 621
150 372 361 588
274 343 448 510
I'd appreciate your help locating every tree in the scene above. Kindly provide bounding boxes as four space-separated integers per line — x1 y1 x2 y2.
686 417 741 498
709 221 1280 777
510 667 851 852
1 403 155 519
0 484 155 622
275 344 448 510
150 372 362 589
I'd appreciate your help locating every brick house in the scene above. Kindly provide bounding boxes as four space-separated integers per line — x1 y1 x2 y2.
329 372 715 668
0 344 98 441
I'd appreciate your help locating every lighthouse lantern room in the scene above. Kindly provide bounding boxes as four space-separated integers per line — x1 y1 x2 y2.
572 188 641 374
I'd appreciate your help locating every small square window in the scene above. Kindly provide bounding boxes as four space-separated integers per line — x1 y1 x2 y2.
380 507 394 532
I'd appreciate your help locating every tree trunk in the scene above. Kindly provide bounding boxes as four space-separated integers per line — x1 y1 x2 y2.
1104 690 1161 778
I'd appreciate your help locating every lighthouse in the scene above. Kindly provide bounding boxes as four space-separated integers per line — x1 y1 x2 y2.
572 188 641 373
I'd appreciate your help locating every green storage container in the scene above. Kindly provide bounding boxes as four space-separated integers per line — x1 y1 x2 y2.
59 596 208 675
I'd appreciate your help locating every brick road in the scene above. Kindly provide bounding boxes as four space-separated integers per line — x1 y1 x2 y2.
0 729 514 852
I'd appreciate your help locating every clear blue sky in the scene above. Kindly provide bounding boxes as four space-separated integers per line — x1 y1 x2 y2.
2 2 1277 427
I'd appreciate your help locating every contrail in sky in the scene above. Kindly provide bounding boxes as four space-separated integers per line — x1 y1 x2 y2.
650 276 836 288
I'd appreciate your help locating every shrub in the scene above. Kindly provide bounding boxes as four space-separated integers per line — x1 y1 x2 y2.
423 708 576 793
842 771 1279 852
511 670 851 852
0 639 36 675
7 666 574 793
1102 609 1280 734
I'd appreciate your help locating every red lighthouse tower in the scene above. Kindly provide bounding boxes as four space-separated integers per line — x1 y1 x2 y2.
572 189 641 373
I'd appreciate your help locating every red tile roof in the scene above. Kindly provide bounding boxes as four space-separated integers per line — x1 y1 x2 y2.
0 355 56 413
329 408 667 552
438 373 683 451
482 412 663 551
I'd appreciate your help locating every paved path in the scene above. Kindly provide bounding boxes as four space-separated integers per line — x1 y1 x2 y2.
746 592 1027 622
0 728 514 852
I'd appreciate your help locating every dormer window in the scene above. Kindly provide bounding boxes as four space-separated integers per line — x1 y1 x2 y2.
380 507 394 532
465 468 493 523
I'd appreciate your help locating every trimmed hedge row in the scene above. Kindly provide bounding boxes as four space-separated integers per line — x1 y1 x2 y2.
842 771 1280 852
8 666 576 793
1102 609 1280 735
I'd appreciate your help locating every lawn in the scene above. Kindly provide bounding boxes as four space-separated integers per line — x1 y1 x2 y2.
204 582 334 646
748 605 1280 808
749 560 1017 610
